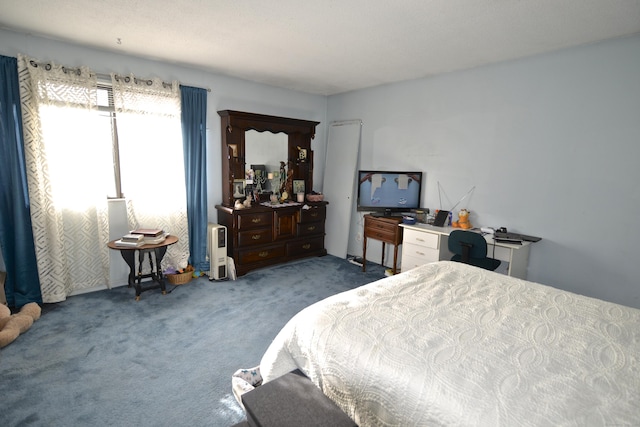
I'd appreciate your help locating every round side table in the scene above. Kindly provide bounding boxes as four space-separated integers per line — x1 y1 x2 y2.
108 235 178 301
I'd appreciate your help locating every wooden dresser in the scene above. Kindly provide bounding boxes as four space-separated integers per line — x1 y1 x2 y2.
216 203 327 276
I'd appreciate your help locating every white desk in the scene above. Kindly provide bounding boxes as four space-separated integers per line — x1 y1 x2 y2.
399 223 532 279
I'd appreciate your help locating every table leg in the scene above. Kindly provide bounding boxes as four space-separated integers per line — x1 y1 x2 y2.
135 251 149 300
154 246 168 295
392 244 398 274
362 235 367 272
119 249 136 288
381 242 386 266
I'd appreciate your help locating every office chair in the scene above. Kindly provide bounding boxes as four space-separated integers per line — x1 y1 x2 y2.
448 230 501 271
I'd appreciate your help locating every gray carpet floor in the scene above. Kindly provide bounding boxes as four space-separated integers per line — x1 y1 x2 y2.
0 255 385 427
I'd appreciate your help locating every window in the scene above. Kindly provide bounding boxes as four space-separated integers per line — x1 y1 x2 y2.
97 80 123 198
19 56 190 301
35 83 113 210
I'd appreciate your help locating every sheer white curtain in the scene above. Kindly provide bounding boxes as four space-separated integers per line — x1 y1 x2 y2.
111 74 189 270
18 55 112 302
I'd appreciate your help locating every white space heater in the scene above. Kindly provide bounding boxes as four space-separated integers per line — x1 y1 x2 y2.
207 223 228 280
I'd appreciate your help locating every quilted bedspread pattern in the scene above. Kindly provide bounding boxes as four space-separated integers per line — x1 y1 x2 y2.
260 261 640 426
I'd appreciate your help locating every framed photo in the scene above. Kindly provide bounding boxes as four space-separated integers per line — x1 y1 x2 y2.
228 144 238 158
233 179 245 199
293 179 305 195
298 148 307 160
251 164 267 180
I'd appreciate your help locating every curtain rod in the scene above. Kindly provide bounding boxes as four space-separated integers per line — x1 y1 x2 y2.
111 73 174 90
106 73 211 92
27 60 211 92
97 72 212 93
28 59 84 76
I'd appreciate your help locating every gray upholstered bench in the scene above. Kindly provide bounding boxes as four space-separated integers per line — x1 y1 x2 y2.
240 369 356 427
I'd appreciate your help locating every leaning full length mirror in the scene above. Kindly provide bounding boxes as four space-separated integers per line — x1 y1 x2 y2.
245 130 287 193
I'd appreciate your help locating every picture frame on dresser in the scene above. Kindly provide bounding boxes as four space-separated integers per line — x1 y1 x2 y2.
293 179 305 195
233 179 245 199
228 143 238 158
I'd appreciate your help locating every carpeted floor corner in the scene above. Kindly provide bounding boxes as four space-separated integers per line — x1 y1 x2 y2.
0 255 385 427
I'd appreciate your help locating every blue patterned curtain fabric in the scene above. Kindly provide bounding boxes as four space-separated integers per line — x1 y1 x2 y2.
0 55 42 307
180 86 209 272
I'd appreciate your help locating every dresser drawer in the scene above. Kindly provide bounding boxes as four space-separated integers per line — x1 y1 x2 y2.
300 205 326 223
403 228 439 249
237 212 272 230
238 244 285 264
238 228 273 247
287 236 325 256
297 221 324 237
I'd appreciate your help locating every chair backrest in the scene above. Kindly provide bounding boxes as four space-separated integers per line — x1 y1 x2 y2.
448 230 488 261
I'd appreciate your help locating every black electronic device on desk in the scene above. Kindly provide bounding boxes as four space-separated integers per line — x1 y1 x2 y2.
494 228 542 245
432 210 450 227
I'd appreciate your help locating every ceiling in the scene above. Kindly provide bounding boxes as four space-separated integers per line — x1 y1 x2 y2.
1 0 640 95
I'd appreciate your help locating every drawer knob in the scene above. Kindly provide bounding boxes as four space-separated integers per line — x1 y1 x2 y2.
310 212 318 218
302 243 311 250
252 234 261 240
307 226 316 231
416 238 425 242
252 218 262 224
258 251 269 258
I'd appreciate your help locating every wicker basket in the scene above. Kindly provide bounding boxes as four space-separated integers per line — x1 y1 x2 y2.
166 265 194 285
306 193 324 202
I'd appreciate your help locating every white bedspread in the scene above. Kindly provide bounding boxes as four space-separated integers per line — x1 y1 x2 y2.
260 261 640 426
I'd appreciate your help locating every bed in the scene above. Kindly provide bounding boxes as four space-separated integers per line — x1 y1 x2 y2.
256 261 640 426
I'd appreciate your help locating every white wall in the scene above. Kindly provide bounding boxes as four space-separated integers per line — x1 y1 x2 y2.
329 34 640 308
0 28 328 286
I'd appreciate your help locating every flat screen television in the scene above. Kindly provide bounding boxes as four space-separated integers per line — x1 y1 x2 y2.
357 170 423 216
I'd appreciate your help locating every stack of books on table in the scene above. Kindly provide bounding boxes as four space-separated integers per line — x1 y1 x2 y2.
114 233 145 247
130 228 167 245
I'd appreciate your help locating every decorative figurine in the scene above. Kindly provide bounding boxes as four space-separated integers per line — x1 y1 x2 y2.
284 161 294 196
452 209 472 229
279 161 287 195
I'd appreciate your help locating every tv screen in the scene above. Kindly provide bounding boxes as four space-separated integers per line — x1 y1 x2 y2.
357 170 423 215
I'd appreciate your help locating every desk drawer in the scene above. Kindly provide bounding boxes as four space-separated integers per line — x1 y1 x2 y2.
365 218 397 234
403 242 440 263
404 229 439 249
365 227 397 243
402 254 433 272
238 228 273 247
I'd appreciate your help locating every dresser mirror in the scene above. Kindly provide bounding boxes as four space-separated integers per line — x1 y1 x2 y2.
245 130 287 194
218 110 320 206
